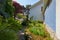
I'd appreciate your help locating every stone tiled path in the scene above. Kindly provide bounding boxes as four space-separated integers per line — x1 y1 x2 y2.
18 26 26 40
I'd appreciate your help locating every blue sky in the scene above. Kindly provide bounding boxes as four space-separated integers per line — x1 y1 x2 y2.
13 0 39 6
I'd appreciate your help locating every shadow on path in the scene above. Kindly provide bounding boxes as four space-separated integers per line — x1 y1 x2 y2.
18 26 26 40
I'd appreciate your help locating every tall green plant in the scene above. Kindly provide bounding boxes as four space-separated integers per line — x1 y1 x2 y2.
0 29 18 40
5 0 14 17
26 5 31 21
0 0 14 18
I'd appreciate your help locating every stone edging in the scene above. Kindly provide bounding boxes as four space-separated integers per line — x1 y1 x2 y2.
44 23 59 40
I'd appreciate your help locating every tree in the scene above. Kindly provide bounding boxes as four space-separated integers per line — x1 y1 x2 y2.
13 1 25 18
5 0 14 17
26 5 31 21
0 0 14 18
0 0 8 18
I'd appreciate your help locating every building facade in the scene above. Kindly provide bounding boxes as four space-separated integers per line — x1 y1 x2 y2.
45 0 56 32
29 0 44 21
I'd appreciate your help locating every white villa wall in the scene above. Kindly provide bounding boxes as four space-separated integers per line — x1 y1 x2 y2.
29 1 43 21
45 0 56 32
56 0 60 40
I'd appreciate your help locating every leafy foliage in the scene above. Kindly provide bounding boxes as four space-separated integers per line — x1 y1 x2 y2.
17 14 26 19
29 22 47 37
0 29 18 40
24 20 53 40
25 20 52 39
22 19 53 40
5 0 14 17
0 16 22 32
7 18 22 32
30 27 47 37
0 0 22 40
25 5 31 21
21 19 29 26
0 0 14 18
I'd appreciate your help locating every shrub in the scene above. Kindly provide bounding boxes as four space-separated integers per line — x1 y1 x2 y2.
29 27 47 37
0 16 8 31
0 17 22 32
17 14 26 19
0 29 18 40
28 21 47 37
0 16 21 40
6 18 22 32
21 19 29 26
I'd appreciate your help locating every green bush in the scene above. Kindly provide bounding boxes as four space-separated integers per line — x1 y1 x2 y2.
28 20 53 40
0 17 22 32
21 19 29 26
0 16 8 31
0 29 18 40
28 21 47 37
29 27 47 37
6 18 22 32
17 14 26 19
0 16 21 40
28 20 43 27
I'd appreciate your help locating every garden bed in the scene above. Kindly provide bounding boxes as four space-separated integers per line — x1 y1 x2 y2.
24 21 53 40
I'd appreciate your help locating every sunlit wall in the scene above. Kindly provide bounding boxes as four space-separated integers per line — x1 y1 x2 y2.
45 0 56 32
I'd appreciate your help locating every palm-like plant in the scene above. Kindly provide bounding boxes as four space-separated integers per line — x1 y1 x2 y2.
26 5 31 21
43 0 52 21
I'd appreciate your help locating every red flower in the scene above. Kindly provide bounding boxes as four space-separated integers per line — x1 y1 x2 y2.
13 1 26 18
13 1 23 13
